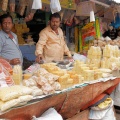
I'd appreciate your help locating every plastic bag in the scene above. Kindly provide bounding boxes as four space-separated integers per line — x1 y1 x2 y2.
1 0 8 11
89 100 116 120
32 0 42 9
32 108 63 120
0 63 14 87
17 0 26 16
50 0 61 14
9 0 15 12
73 53 87 62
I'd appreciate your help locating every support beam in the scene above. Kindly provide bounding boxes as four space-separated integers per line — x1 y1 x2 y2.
90 0 110 8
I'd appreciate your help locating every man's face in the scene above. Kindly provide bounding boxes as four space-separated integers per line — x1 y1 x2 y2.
50 17 60 31
1 17 13 34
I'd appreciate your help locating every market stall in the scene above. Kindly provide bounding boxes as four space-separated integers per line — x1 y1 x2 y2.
0 0 120 120
0 77 119 120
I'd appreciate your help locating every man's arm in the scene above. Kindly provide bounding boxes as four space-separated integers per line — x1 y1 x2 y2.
35 31 48 63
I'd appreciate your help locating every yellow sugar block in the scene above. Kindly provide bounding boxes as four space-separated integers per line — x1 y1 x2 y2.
67 78 73 84
83 70 94 81
71 74 82 84
79 64 88 68
58 74 69 83
67 71 76 77
52 71 65 76
23 74 32 80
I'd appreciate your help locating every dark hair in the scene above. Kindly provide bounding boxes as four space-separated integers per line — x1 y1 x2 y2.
49 13 61 21
0 14 13 24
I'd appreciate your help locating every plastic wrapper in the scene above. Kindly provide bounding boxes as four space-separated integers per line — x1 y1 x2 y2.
0 58 12 74
0 63 14 87
0 85 32 101
1 99 20 112
50 0 61 14
1 0 8 11
18 85 32 95
42 83 55 95
0 90 19 102
52 82 61 91
25 0 36 22
17 0 26 16
34 68 48 77
24 63 40 75
23 76 37 87
9 0 15 12
18 95 33 103
44 73 59 84
36 76 48 86
32 89 43 97
73 53 87 62
30 86 43 96
32 0 42 9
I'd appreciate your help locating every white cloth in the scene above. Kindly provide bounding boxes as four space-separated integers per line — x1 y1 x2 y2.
32 108 63 120
32 0 42 9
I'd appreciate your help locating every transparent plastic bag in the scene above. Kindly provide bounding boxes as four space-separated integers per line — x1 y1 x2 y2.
9 0 15 12
0 63 14 87
50 0 61 14
32 0 42 9
73 53 87 62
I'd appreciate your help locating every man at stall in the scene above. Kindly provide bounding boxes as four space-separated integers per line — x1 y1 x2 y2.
35 13 72 63
0 14 23 65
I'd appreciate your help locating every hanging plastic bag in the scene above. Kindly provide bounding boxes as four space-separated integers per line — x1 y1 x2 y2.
1 0 8 11
50 0 61 14
17 0 26 16
9 0 15 12
25 0 36 22
32 0 42 9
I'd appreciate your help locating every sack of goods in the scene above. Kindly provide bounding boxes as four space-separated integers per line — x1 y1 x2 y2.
89 97 116 120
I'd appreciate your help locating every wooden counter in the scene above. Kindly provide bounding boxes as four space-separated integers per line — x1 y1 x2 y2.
0 78 120 120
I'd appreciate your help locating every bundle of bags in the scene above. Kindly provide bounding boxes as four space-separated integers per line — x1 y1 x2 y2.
23 67 61 95
0 85 33 112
